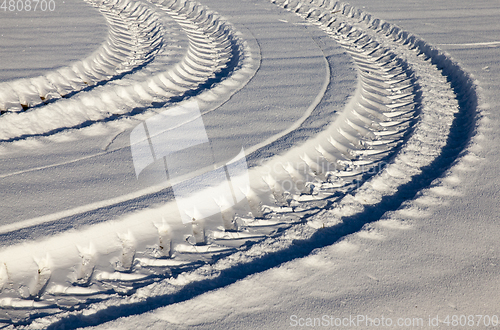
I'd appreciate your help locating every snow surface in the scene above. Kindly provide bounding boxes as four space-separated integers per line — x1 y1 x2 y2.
0 0 499 328
0 0 107 81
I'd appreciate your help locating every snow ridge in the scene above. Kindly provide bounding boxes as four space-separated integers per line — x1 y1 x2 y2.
0 0 164 113
0 0 249 142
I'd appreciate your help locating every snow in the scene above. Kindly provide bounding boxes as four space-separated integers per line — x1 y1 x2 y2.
1 0 499 328
0 0 107 82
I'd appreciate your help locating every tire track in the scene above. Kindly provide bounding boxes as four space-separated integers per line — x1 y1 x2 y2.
0 0 478 326
0 0 249 143
0 0 164 113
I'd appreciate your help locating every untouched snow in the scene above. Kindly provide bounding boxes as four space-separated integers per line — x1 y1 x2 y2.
0 0 499 328
0 0 107 81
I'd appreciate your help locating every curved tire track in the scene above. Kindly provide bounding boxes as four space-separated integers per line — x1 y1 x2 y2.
0 0 249 142
0 0 164 113
0 0 478 327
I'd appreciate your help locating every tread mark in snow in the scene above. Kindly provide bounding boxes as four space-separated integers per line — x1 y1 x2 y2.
0 0 478 327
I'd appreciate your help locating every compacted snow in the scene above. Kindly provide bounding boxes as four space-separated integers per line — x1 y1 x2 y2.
0 0 499 328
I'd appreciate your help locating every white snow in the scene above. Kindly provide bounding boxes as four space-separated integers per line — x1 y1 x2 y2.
0 0 499 328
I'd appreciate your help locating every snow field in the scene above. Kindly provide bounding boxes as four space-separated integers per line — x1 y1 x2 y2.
0 0 480 327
